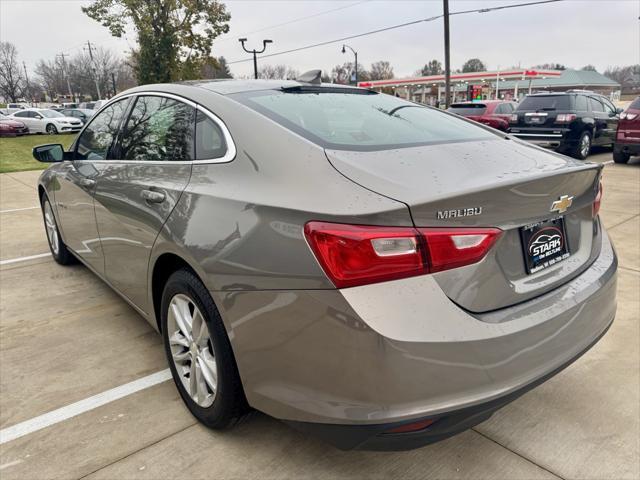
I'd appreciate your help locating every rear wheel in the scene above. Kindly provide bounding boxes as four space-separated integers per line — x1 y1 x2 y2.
570 131 591 160
613 150 630 164
41 195 75 265
161 269 249 429
46 123 58 135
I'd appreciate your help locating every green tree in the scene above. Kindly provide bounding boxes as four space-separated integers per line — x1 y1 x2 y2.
532 63 567 70
461 58 486 73
581 65 597 72
82 0 231 84
419 59 443 76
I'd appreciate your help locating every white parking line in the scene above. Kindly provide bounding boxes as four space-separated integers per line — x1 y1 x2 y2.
0 369 172 445
0 206 39 213
0 253 51 266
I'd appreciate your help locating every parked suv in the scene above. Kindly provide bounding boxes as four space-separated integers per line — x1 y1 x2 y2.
509 91 621 160
613 97 640 164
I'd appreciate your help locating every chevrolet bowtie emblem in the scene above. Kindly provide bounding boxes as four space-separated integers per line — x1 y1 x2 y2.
550 195 573 214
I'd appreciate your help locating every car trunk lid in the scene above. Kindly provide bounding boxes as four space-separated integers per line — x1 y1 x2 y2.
326 138 603 312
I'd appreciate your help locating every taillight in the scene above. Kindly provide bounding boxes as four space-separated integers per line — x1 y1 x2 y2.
304 222 501 288
593 181 603 218
509 113 518 123
556 113 577 123
621 112 638 120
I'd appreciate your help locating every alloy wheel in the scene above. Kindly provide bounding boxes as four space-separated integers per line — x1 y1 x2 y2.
43 201 59 255
167 293 218 408
580 134 590 158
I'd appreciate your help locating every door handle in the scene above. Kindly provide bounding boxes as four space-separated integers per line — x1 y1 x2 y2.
141 189 166 203
79 177 96 188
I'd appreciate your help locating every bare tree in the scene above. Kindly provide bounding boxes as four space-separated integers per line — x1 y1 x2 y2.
369 61 394 81
331 62 369 84
0 42 25 102
258 64 299 80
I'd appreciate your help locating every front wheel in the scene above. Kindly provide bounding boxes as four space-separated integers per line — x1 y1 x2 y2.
161 269 249 429
41 195 75 265
570 131 592 160
613 149 630 164
46 123 58 135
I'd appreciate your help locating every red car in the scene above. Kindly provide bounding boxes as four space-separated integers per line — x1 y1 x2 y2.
0 113 29 136
447 100 518 131
614 97 640 164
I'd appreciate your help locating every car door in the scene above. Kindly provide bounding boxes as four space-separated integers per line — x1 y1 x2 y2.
600 96 619 145
54 97 132 276
12 110 36 130
93 93 195 313
588 96 609 145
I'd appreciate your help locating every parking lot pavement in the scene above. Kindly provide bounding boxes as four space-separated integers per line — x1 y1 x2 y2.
0 154 638 480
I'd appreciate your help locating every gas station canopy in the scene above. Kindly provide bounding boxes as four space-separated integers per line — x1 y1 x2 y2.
357 69 562 89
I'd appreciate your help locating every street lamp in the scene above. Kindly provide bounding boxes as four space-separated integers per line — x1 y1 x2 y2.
239 38 273 79
341 44 358 85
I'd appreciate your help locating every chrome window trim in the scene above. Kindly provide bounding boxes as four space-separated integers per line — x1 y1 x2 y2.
74 90 237 165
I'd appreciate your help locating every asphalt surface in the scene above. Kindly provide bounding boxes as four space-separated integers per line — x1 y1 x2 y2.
0 150 638 480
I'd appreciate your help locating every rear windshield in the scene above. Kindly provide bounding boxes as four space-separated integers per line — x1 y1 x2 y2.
233 90 495 151
447 104 487 116
517 95 572 111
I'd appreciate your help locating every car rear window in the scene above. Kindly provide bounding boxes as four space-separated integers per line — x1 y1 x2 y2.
233 90 495 151
517 95 571 111
447 104 487 116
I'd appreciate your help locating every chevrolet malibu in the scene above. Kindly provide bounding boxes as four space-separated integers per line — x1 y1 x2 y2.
33 76 617 450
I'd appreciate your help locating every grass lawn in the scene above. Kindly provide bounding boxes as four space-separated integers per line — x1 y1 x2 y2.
0 134 75 174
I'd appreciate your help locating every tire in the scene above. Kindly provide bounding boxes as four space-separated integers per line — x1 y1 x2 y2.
41 195 75 265
570 131 592 160
613 150 630 164
46 123 58 134
161 269 250 429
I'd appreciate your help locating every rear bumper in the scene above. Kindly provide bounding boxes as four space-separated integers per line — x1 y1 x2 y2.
509 128 577 149
214 228 617 449
614 141 640 155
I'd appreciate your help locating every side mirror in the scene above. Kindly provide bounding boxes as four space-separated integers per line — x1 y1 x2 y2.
33 144 65 163
616 107 624 114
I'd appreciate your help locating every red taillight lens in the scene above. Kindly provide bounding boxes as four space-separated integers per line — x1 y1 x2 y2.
556 113 577 123
418 228 502 273
385 418 436 434
593 181 603 218
304 222 502 288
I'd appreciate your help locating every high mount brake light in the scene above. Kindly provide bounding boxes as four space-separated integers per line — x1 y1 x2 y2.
304 222 502 288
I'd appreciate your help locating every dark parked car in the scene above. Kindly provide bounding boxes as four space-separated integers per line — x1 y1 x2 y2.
447 100 517 131
32 79 616 450
509 91 621 160
0 113 29 136
613 97 640 164
60 108 95 125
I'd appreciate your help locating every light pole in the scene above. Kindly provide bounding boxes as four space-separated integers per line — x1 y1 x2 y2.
239 38 273 79
341 44 358 85
443 0 451 108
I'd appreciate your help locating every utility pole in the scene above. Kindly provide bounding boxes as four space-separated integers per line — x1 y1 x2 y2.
22 61 31 105
85 40 102 100
56 52 73 102
341 44 358 85
443 0 451 108
238 38 273 79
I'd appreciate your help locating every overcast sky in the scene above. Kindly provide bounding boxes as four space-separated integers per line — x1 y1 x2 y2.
1 0 638 79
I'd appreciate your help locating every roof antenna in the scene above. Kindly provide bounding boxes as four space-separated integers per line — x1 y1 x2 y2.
296 69 322 85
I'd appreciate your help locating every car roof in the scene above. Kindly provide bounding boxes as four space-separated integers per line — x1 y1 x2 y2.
172 79 364 95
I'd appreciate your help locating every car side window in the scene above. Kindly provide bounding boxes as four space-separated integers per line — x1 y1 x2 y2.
589 97 605 113
75 98 130 161
195 110 227 160
14 111 28 118
119 95 195 162
574 95 588 111
601 98 616 116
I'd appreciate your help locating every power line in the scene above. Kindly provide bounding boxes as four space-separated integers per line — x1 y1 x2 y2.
227 0 563 65
213 0 369 45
